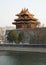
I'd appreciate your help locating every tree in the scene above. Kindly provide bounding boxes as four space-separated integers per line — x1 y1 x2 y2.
18 31 25 43
7 30 18 43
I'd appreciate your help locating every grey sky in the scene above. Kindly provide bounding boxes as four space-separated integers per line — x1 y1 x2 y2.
0 0 46 27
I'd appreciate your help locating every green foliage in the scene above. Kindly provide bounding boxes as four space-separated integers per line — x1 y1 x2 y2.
7 30 18 43
7 30 25 43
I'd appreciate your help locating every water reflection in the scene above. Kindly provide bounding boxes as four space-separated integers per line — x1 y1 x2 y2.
0 51 46 65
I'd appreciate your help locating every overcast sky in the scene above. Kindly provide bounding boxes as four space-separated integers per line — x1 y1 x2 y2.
0 0 46 27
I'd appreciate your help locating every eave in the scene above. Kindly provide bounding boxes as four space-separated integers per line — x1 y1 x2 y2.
14 18 38 21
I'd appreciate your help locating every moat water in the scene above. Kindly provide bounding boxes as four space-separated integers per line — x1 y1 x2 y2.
0 51 46 65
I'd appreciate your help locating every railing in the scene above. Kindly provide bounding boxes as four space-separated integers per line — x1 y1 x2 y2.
0 44 46 53
0 44 46 48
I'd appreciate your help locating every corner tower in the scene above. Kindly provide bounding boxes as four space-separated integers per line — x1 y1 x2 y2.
12 8 40 29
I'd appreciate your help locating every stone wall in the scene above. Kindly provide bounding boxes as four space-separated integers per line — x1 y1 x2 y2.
5 27 46 44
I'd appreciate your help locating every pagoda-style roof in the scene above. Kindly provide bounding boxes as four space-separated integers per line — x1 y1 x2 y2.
16 8 34 16
12 20 40 25
14 18 38 21
12 8 40 26
14 8 38 22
